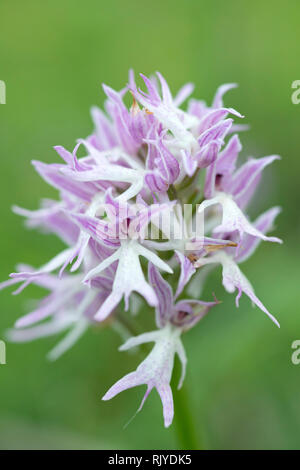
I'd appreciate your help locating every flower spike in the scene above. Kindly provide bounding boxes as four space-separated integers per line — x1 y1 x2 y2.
1 70 282 428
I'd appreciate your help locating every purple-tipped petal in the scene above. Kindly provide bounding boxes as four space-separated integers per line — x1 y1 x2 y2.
181 150 197 177
216 134 242 175
225 155 280 202
212 83 238 108
198 108 243 137
156 72 173 106
69 212 119 247
173 83 194 106
195 140 220 168
32 160 95 201
174 251 195 299
102 371 143 401
156 383 174 428
91 106 117 151
198 119 233 148
148 263 173 327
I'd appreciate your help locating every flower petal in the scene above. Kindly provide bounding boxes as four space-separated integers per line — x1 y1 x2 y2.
148 263 173 327
174 251 195 299
198 193 282 244
235 207 282 263
102 371 144 401
212 83 238 108
119 330 162 351
156 383 174 428
196 252 280 327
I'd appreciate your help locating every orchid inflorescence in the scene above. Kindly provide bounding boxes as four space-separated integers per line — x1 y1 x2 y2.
1 71 282 427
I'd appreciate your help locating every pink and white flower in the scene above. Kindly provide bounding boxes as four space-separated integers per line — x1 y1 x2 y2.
1 71 282 427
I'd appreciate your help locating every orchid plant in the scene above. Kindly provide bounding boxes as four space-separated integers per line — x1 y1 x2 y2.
1 71 282 429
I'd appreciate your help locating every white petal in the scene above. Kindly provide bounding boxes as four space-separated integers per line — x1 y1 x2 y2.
136 243 173 273
156 383 174 428
95 240 158 321
83 248 121 282
116 178 144 202
119 330 162 351
39 248 74 274
199 192 281 242
94 290 123 322
61 163 139 183
197 252 280 327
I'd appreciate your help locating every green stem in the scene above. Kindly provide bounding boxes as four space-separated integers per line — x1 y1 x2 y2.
171 358 204 450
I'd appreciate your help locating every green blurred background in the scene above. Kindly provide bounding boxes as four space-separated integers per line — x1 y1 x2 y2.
0 0 299 450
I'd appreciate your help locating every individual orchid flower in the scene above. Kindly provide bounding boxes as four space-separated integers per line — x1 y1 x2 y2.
198 190 282 247
103 324 181 428
198 145 283 247
195 251 280 327
195 206 282 327
102 254 217 427
84 238 172 321
69 193 174 321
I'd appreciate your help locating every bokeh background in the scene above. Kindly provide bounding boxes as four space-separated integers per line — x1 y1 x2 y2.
0 0 300 450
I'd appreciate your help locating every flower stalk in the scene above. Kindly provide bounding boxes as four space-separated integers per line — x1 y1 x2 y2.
171 358 202 450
